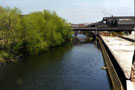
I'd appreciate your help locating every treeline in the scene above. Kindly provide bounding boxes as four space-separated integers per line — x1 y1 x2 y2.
0 6 72 62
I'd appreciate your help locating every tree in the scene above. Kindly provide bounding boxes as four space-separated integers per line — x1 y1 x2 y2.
0 6 72 62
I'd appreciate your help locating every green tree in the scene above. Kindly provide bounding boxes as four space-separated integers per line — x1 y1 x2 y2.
0 6 72 62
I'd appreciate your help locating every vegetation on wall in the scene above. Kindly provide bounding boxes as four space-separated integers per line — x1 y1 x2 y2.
0 6 72 62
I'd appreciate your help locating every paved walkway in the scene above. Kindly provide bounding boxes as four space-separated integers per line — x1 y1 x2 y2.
101 36 135 90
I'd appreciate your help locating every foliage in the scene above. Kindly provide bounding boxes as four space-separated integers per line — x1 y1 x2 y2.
0 6 72 62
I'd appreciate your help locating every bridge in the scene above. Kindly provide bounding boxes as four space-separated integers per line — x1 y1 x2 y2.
73 27 134 31
72 16 135 36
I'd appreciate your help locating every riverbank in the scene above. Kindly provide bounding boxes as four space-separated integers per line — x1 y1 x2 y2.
0 6 72 63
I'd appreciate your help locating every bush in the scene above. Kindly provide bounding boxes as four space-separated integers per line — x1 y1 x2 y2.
0 6 72 61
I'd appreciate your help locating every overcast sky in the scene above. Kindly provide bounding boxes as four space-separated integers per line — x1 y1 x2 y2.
0 0 134 24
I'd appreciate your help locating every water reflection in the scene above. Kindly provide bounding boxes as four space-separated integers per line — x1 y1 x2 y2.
0 43 110 90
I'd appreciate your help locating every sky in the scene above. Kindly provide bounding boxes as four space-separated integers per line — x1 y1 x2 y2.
0 0 134 24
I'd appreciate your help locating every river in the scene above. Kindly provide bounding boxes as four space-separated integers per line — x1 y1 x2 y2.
0 42 111 90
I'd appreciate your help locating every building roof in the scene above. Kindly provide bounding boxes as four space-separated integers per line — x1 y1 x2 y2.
72 24 87 28
103 16 135 19
103 16 135 25
87 21 108 27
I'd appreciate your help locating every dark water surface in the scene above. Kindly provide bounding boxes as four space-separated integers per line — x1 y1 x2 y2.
0 43 111 90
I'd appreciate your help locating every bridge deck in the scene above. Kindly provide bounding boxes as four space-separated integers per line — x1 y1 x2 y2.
101 36 135 90
73 27 134 31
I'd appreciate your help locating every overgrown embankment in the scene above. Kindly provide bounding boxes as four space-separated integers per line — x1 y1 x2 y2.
0 6 72 63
